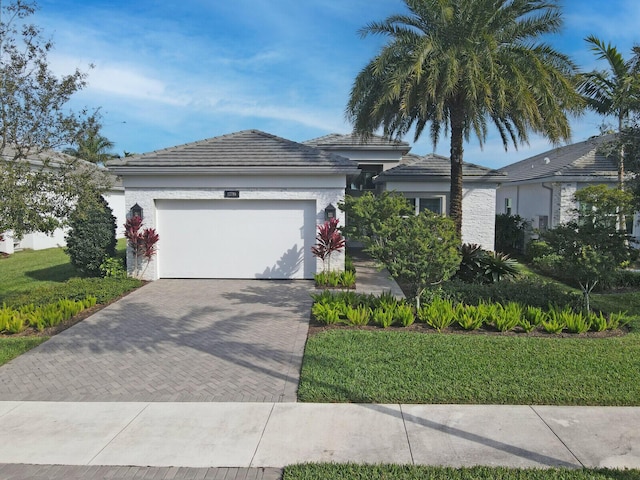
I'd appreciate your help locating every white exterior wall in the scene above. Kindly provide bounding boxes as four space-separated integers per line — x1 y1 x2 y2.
461 185 497 250
104 190 126 238
121 174 348 280
383 181 497 250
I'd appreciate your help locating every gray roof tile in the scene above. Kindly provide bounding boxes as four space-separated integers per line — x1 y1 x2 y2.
375 153 506 183
498 134 619 182
304 133 410 151
107 130 358 171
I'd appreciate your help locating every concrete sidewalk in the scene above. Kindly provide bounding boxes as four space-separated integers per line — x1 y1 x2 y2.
1 401 639 470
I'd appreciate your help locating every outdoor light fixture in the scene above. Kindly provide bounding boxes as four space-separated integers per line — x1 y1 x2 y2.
324 204 336 221
130 203 143 219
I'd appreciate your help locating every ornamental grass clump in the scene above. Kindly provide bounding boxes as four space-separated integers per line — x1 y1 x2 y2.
372 307 394 328
493 302 522 332
345 305 371 326
457 304 485 331
417 297 456 331
520 306 546 332
394 303 415 327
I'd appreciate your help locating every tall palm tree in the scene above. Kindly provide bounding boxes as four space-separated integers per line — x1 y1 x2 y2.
578 36 640 187
346 0 582 236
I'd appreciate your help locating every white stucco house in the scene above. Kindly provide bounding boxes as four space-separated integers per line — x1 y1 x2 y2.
495 134 639 239
0 150 125 255
107 130 359 280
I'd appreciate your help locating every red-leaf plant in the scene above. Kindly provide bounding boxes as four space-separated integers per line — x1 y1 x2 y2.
311 218 346 272
124 215 160 278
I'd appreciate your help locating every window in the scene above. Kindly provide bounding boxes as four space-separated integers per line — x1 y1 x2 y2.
505 198 513 216
406 195 446 216
347 164 383 191
419 197 443 215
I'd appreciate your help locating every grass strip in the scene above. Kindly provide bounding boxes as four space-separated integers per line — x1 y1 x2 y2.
283 464 640 480
298 330 640 405
0 337 48 366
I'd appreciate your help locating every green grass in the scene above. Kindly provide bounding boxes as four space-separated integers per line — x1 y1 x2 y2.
298 330 640 405
0 239 136 307
283 464 640 480
0 337 49 366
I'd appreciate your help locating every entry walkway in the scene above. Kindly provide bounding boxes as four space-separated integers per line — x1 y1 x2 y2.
0 402 638 470
351 249 405 298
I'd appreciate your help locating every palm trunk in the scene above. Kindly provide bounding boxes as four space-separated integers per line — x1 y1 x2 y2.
449 105 464 239
618 115 627 232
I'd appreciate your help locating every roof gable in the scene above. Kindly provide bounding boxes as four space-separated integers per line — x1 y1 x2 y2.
498 134 619 182
108 130 358 173
375 153 506 183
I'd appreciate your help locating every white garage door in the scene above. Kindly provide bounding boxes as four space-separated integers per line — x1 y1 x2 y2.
156 199 316 279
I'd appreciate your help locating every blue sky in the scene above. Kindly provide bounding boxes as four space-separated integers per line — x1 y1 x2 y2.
36 0 640 169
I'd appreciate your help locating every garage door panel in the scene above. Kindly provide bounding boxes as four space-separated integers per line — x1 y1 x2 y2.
156 200 316 279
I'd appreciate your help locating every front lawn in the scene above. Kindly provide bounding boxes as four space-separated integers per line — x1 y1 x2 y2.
283 464 640 480
298 329 640 405
0 337 49 366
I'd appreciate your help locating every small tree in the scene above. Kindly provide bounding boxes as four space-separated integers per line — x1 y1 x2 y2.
311 218 346 271
341 190 461 308
124 216 159 278
65 195 116 276
379 211 461 309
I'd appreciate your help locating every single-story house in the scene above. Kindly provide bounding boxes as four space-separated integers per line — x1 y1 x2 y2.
0 149 125 255
495 134 639 239
108 130 506 281
107 130 359 280
374 154 505 250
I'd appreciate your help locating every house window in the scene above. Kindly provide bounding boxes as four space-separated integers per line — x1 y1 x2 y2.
347 164 383 191
418 197 443 215
505 198 513 216
407 196 445 216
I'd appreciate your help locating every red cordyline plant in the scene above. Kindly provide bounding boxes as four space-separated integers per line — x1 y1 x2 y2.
124 215 159 278
311 218 346 271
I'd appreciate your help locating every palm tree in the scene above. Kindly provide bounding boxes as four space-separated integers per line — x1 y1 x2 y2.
65 124 115 165
346 0 582 236
578 36 640 188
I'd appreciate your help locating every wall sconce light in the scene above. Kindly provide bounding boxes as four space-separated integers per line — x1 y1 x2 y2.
324 203 336 221
130 203 143 219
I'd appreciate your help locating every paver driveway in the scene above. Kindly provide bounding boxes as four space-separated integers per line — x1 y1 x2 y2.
0 280 313 402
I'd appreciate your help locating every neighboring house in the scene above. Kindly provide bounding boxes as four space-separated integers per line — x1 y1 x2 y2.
107 130 359 281
375 154 505 250
495 134 639 239
0 149 125 255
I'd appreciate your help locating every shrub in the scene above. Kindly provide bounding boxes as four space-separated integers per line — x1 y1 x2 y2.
340 270 356 288
495 214 529 254
543 306 567 334
456 244 519 284
457 305 485 330
345 305 371 326
563 310 590 334
65 195 116 277
394 303 415 327
527 240 554 261
100 256 126 278
311 302 342 325
417 297 456 331
608 312 632 330
372 307 394 328
492 302 522 332
588 311 608 332
521 306 546 332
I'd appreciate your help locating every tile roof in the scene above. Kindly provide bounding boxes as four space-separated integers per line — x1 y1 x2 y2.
375 153 506 183
498 134 619 182
107 130 358 171
304 133 410 151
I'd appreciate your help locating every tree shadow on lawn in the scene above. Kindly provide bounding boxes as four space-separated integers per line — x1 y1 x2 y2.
25 263 80 283
0 279 313 401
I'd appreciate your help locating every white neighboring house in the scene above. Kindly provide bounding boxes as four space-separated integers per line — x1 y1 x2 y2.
0 150 125 255
495 134 639 240
306 134 505 251
107 130 359 281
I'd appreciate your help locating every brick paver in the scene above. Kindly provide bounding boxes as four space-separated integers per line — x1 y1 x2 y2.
0 464 283 480
0 280 312 402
